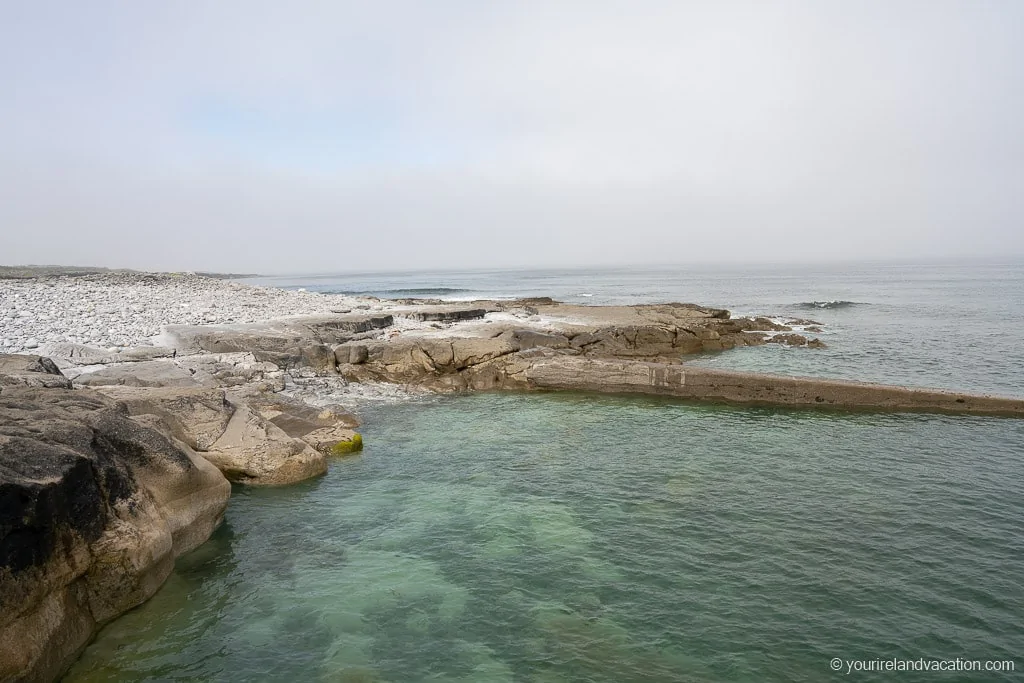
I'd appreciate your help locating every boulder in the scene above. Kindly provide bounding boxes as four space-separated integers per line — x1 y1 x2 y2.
451 337 517 369
203 404 327 485
162 315 393 356
356 338 457 379
0 385 229 682
334 343 369 365
89 386 235 451
0 354 72 389
767 333 809 347
299 344 336 373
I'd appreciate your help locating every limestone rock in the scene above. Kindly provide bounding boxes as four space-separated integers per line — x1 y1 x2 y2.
451 337 518 369
72 359 215 388
0 354 72 389
508 329 570 350
405 306 491 323
767 333 822 347
90 385 235 451
39 343 176 366
203 403 327 485
334 343 369 365
0 385 230 682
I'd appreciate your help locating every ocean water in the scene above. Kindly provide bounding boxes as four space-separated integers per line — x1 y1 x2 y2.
246 260 1024 396
66 261 1024 682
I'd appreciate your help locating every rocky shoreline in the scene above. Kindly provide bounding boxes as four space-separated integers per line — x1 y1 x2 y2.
3 271 1023 681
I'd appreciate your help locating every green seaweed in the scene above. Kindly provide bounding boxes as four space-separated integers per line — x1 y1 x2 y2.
331 432 364 455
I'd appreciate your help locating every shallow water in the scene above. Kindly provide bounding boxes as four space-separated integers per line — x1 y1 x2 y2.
67 392 1024 682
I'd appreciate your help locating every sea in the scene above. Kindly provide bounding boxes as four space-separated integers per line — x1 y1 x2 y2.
65 260 1024 682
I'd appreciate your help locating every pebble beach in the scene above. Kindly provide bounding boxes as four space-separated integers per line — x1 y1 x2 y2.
0 272 365 353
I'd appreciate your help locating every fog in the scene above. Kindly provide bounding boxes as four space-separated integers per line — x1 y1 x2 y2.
1 1 1021 273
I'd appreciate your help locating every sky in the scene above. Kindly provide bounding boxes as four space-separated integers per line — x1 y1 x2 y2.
1 1 1022 273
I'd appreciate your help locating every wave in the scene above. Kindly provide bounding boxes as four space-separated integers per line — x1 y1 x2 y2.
795 300 862 310
381 287 471 296
321 287 472 297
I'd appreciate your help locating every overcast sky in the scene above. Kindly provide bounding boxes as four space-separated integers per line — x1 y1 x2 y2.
1 1 1021 273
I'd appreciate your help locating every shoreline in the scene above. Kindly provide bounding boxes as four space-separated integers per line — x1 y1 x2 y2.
3 270 1021 414
3 269 1024 681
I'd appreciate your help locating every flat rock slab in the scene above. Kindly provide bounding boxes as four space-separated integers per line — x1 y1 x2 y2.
39 343 176 366
0 353 72 389
73 360 215 388
517 355 1024 417
402 306 495 323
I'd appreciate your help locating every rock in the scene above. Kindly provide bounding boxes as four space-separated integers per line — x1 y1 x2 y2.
509 353 1024 416
299 424 362 454
203 404 327 485
718 317 791 333
767 333 810 347
329 432 363 454
89 386 235 451
298 313 394 338
40 343 176 366
405 306 491 323
509 297 557 306
807 338 827 349
350 338 457 380
72 360 214 388
335 344 369 365
451 337 518 369
175 353 282 387
163 324 339 373
0 385 230 682
299 344 336 373
0 354 73 389
567 326 679 357
509 329 570 350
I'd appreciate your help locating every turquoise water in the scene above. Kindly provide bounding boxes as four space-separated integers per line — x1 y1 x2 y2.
67 393 1024 682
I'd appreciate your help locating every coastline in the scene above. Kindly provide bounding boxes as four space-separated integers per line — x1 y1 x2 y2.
3 269 1024 681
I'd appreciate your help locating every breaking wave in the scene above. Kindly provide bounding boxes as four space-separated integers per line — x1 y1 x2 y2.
382 287 471 295
795 300 862 310
323 287 471 297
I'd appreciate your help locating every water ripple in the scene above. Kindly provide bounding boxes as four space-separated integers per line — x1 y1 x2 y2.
67 393 1024 683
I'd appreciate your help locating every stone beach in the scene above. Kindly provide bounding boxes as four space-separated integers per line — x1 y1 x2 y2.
3 269 1024 682
0 272 368 352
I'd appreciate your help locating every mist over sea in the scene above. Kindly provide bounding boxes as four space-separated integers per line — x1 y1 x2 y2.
67 260 1024 682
